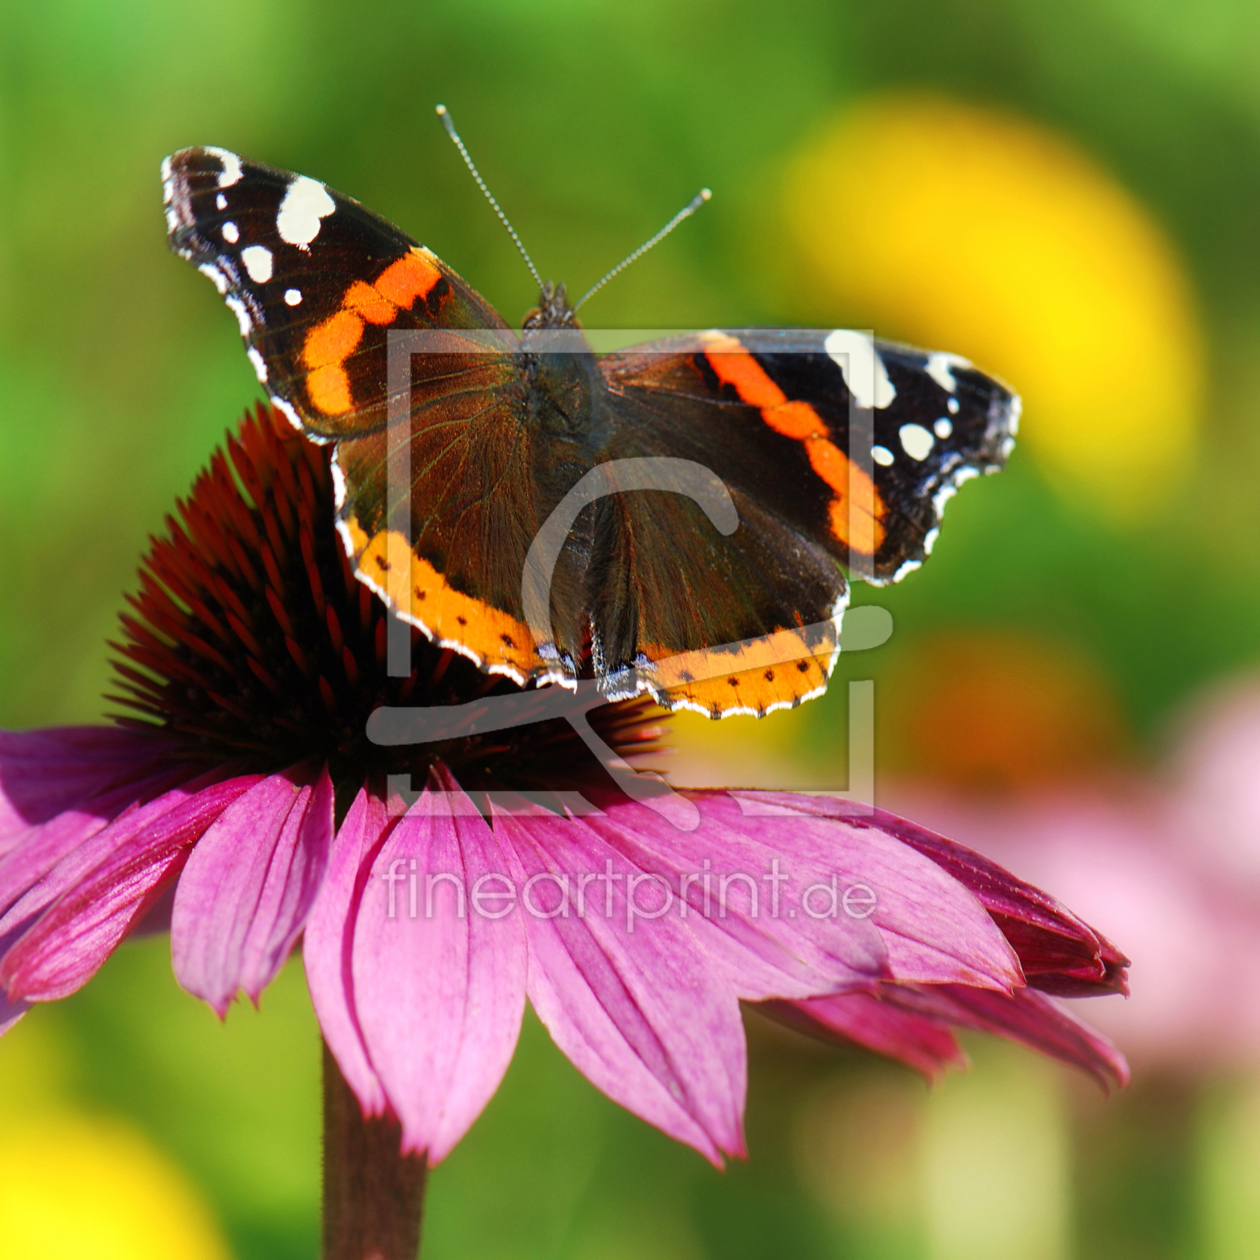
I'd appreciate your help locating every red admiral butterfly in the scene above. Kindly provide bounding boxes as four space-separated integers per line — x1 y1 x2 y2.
162 126 1017 720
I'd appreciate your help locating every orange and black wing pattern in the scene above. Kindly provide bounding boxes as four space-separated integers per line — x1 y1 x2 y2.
592 330 1017 716
163 146 568 684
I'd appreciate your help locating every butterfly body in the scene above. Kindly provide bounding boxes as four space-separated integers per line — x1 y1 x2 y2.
163 146 1018 718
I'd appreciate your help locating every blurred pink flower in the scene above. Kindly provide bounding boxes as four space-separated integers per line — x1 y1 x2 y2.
0 406 1128 1165
885 679 1260 1070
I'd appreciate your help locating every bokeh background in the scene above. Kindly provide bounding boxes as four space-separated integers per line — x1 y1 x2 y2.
3 0 1260 1256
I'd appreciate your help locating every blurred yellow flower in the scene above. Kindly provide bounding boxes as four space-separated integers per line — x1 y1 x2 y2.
0 1115 230 1260
787 94 1204 522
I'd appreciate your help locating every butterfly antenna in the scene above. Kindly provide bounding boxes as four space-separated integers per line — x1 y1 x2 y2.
436 104 545 292
573 187 711 312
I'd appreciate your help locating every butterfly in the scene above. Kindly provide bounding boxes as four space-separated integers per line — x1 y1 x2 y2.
162 130 1017 719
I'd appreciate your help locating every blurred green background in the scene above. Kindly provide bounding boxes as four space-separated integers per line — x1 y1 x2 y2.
4 0 1260 1256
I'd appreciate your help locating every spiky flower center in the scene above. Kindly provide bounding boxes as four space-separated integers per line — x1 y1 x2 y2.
111 405 659 804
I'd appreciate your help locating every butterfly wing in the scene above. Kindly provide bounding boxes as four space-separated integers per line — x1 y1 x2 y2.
592 330 1017 716
163 146 584 683
164 149 1016 711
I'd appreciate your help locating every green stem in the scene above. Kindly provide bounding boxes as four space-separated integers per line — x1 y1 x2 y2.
322 1041 428 1260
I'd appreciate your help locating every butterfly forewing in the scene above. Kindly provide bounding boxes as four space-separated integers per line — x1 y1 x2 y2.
164 146 568 683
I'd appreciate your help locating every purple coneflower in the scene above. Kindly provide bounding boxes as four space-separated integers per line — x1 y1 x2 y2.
0 406 1128 1258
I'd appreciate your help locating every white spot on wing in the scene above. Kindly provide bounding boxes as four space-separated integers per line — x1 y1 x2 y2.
823 330 896 409
330 454 347 509
934 417 953 438
241 244 273 284
899 423 935 461
865 460 992 591
871 444 895 467
947 397 960 415
925 352 971 394
932 465 980 520
225 295 252 337
277 176 336 249
285 288 302 306
197 263 229 295
247 346 269 383
216 193 228 211
221 221 239 244
271 395 308 436
334 516 357 560
205 147 243 189
161 158 178 232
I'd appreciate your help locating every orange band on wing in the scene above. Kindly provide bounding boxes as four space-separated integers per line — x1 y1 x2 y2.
343 280 398 325
830 497 882 555
805 439 886 553
344 517 540 679
299 250 444 417
641 626 836 717
703 334 887 555
304 310 364 370
307 365 353 416
301 311 364 416
763 400 825 441
374 251 441 309
704 336 788 409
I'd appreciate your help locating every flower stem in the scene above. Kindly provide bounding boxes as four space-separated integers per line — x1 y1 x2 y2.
322 1041 428 1260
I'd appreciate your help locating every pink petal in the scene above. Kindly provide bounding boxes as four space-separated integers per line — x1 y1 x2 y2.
172 765 334 1014
869 808 1130 995
884 983 1131 1092
709 792 1022 990
765 991 966 1081
580 796 888 1000
352 770 527 1163
496 807 748 1166
740 792 1126 995
0 805 132 915
0 993 27 1039
0 756 193 914
0 768 247 942
0 920 32 1035
0 774 259 1002
0 725 180 839
770 982 1127 1091
304 787 390 1117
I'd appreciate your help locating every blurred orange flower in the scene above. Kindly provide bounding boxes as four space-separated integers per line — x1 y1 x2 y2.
879 629 1128 792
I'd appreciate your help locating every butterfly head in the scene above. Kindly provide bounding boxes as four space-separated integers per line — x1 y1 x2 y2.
523 281 580 331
